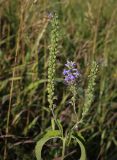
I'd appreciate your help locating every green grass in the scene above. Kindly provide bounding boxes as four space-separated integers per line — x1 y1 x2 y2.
0 0 117 160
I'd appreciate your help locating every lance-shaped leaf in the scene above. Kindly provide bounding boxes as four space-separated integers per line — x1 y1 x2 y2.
35 130 61 160
71 135 87 160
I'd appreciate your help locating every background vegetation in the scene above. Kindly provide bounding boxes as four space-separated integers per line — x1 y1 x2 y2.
0 0 117 160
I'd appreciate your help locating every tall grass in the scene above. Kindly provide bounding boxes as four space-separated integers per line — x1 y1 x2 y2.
0 0 117 159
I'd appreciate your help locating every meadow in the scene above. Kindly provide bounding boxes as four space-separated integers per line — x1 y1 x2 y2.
0 0 117 160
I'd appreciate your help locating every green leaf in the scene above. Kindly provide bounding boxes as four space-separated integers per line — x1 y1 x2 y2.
72 135 87 160
35 130 61 160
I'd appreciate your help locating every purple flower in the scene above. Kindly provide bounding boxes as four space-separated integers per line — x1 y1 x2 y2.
63 69 70 75
63 60 80 84
65 74 75 83
65 60 76 68
73 70 80 77
48 13 53 19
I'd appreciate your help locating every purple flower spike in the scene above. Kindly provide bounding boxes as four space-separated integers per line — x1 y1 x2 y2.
63 60 80 84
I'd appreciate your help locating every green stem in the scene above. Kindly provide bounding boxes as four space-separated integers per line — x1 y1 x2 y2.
62 137 66 160
73 97 78 122
50 107 63 136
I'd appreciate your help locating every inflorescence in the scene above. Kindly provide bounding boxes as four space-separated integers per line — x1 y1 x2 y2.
63 60 80 84
47 13 60 109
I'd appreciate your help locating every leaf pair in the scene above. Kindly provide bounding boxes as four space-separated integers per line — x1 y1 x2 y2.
35 130 86 160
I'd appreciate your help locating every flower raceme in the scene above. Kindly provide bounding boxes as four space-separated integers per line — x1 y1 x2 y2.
63 60 80 84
